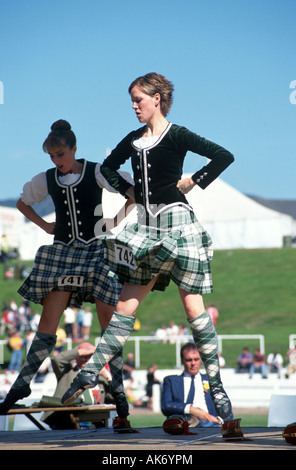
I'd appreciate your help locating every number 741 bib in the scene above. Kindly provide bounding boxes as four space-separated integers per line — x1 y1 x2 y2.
58 275 84 287
115 244 136 270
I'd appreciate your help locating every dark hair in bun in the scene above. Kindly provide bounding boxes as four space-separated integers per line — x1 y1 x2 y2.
42 119 76 152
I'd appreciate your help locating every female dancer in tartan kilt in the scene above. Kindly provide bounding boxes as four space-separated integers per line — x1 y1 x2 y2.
0 120 133 426
62 73 234 420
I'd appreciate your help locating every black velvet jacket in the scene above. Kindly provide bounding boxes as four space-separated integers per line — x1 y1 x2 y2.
100 123 234 217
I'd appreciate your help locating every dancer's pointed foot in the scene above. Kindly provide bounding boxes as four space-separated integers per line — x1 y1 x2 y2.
61 374 98 406
211 385 232 419
0 384 31 415
112 416 139 433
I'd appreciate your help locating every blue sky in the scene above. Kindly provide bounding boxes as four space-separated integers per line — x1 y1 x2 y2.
0 0 295 200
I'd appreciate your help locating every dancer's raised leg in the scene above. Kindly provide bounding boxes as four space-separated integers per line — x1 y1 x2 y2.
62 279 157 406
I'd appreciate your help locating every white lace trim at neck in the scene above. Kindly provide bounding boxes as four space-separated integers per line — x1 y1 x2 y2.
133 135 159 149
59 173 80 185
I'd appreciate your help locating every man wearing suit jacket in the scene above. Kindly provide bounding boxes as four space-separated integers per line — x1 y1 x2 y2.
161 342 233 427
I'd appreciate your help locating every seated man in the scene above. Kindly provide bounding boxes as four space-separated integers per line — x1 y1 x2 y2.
236 347 253 373
41 343 129 429
161 342 233 427
249 348 268 379
285 347 296 379
267 352 283 378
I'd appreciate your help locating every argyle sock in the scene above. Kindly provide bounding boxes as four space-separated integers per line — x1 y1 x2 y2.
109 350 130 418
188 311 220 386
188 311 231 419
100 329 124 395
109 350 124 394
0 331 56 413
100 328 128 417
12 331 57 389
81 312 135 376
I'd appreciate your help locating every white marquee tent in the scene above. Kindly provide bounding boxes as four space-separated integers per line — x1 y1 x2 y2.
0 205 24 249
185 178 296 250
2 178 295 260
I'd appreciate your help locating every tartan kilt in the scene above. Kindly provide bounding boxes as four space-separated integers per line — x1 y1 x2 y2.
17 240 122 308
103 206 213 294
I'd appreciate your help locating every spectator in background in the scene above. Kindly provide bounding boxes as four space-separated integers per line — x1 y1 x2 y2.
166 321 179 344
123 353 135 382
285 346 296 379
0 234 9 263
219 353 225 368
206 304 219 326
161 343 232 427
82 306 93 340
41 343 95 428
30 311 41 332
133 317 141 331
63 306 76 338
178 323 189 338
9 299 18 313
236 347 253 373
267 352 283 378
7 330 25 372
54 326 67 353
25 329 35 351
41 343 130 429
1 306 15 334
76 307 85 339
249 348 268 378
126 364 162 410
146 364 161 408
34 357 52 383
155 324 168 343
18 301 32 332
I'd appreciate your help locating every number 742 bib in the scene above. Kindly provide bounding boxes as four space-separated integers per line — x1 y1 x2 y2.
115 244 136 270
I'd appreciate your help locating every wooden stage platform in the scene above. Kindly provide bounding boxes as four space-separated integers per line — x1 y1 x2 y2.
0 425 293 453
4 403 116 430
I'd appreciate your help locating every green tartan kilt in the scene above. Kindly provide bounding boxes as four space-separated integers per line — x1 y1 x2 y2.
103 205 213 293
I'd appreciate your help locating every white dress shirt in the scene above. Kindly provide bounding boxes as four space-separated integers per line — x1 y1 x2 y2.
183 372 208 414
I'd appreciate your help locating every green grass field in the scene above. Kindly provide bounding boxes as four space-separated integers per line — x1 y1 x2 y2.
0 247 295 370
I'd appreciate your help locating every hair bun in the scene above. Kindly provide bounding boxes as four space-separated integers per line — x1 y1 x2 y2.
51 119 71 132
43 119 76 152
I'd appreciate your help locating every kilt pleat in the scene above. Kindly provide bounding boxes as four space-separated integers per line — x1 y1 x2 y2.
103 206 213 294
18 241 121 308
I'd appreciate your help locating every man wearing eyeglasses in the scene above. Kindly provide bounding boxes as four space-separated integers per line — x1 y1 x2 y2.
161 342 233 427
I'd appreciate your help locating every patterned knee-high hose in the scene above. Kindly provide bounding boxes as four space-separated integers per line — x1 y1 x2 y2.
188 311 231 419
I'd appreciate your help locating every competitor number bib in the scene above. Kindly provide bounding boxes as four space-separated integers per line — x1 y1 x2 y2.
58 275 84 287
115 244 136 270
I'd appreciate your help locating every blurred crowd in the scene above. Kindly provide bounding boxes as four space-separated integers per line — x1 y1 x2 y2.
1 299 94 341
153 321 190 344
0 298 96 376
1 299 296 382
236 346 296 379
